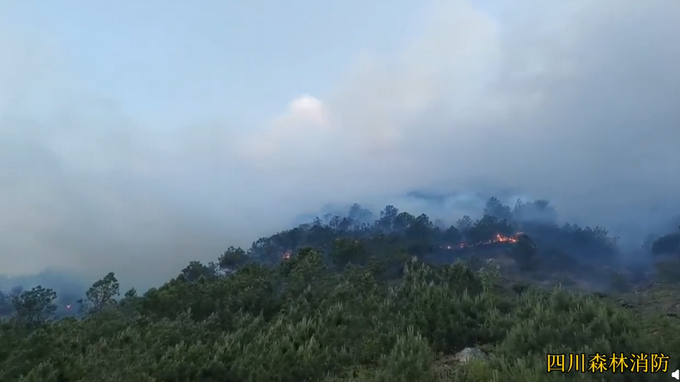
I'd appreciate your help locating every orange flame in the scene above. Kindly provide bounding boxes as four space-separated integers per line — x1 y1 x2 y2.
441 232 524 250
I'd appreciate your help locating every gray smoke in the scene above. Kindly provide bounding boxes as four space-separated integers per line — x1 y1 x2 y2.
0 0 678 290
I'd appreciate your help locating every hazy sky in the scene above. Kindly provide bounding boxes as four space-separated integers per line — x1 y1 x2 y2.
1 0 678 288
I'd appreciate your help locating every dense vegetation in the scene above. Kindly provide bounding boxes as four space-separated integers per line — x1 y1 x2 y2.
1 198 680 381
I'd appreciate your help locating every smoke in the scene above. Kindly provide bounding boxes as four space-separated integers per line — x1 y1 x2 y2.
0 270 87 297
1 0 679 290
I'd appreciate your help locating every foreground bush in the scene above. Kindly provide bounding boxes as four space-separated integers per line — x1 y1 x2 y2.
1 249 679 381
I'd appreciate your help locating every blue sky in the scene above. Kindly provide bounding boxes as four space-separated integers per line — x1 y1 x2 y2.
0 0 679 288
2 0 430 125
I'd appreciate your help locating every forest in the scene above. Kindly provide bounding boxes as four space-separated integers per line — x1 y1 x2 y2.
1 197 680 381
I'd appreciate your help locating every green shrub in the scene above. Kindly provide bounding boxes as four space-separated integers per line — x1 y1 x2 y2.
1 251 679 382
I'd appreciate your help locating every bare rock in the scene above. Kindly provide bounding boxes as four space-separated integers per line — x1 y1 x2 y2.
453 347 487 365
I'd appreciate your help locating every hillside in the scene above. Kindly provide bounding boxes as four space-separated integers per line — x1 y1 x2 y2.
1 198 680 381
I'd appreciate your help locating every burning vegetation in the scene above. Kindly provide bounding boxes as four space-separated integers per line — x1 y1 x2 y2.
281 232 527 261
441 232 524 250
